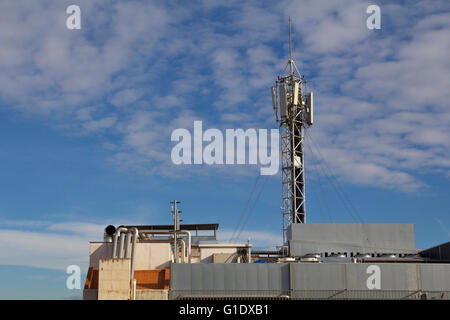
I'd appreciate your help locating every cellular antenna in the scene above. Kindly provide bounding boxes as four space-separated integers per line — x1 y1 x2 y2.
270 18 314 246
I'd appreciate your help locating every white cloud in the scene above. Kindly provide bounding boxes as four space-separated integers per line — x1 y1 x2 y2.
291 1 450 192
46 222 105 237
0 230 89 270
288 1 370 54
0 0 449 193
0 221 104 270
153 95 183 108
110 89 142 107
83 116 117 133
0 0 170 116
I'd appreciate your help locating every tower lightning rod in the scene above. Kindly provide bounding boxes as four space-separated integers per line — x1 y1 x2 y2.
289 17 293 75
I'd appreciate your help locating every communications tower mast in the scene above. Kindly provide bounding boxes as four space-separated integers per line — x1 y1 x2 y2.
271 18 314 245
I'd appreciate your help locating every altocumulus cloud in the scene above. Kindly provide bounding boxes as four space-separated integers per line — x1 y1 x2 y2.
0 0 449 192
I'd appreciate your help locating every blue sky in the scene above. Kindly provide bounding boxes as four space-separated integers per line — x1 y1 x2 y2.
0 0 449 299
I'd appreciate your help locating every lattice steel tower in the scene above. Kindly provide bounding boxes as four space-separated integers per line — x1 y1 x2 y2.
271 18 314 245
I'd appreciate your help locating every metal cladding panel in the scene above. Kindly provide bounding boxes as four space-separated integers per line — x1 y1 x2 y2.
235 264 248 290
420 264 450 291
214 264 227 290
170 263 190 290
288 224 416 256
170 263 450 299
346 263 418 291
170 263 290 292
420 241 450 260
291 264 345 290
201 263 215 290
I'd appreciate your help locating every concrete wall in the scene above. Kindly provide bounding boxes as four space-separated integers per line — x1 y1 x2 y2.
89 242 171 270
135 242 172 270
89 243 112 269
200 248 237 263
136 289 169 300
198 244 249 263
98 258 131 300
288 224 417 256
89 242 249 270
213 253 237 263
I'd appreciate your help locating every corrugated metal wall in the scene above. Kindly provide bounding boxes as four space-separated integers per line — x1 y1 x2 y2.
170 263 289 299
288 224 417 256
170 263 450 300
420 242 450 260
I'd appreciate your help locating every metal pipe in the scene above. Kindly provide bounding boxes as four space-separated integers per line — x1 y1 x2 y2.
129 227 138 287
177 239 186 263
112 227 128 258
177 230 191 263
124 232 131 258
143 230 190 262
118 233 125 258
132 279 137 300
139 230 191 263
111 227 139 300
173 201 179 264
